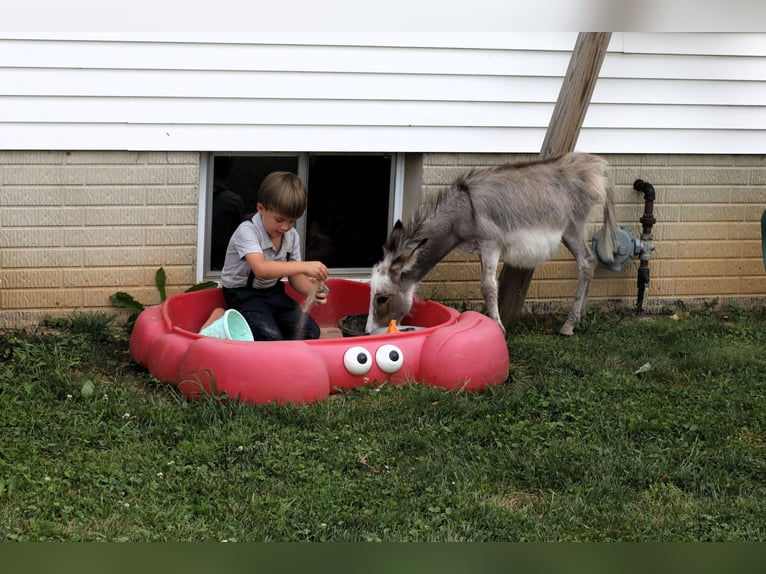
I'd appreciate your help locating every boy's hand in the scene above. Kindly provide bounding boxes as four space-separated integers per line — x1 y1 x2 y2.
304 261 329 281
313 281 329 305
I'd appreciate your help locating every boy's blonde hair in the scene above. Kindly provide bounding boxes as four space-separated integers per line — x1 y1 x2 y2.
257 172 307 219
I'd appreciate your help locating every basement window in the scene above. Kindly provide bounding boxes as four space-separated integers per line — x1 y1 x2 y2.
202 153 401 279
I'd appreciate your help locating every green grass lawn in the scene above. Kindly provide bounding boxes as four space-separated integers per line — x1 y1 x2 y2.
1 303 764 541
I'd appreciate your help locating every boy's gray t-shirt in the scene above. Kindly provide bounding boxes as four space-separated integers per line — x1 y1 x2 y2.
220 213 300 289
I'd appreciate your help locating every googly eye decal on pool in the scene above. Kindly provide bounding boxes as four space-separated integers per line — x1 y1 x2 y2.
343 346 373 375
375 344 404 373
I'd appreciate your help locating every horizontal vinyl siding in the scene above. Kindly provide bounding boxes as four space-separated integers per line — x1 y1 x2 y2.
4 36 765 79
0 33 764 153
6 36 766 79
6 32 766 54
4 99 761 130
3 73 763 106
3 125 763 155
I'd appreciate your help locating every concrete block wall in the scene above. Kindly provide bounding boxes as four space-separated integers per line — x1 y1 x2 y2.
1 150 764 330
419 153 766 314
0 151 200 328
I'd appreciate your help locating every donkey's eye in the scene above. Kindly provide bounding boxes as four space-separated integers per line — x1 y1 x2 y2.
376 296 389 306
375 344 404 373
343 346 373 375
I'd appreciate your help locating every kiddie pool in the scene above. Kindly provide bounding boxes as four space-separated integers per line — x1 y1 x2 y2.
129 278 509 404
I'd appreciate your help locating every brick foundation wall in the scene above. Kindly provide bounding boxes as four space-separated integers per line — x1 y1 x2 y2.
419 153 766 314
1 150 764 330
0 151 200 329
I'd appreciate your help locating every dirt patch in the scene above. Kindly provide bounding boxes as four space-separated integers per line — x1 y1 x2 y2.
483 491 540 510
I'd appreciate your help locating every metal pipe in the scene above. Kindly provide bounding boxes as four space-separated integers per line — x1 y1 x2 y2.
633 179 656 314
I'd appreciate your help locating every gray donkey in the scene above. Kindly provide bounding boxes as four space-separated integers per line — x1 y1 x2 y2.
367 152 619 336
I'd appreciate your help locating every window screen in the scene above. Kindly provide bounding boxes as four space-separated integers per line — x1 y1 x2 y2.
207 153 394 274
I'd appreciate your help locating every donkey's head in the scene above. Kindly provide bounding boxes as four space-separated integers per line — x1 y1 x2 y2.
366 220 428 333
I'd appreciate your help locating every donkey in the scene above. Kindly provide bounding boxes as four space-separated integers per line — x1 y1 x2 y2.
367 152 619 336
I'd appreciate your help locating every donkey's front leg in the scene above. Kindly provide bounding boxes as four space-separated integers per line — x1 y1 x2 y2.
479 245 505 333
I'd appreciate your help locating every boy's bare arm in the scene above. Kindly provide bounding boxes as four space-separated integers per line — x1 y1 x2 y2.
245 252 328 282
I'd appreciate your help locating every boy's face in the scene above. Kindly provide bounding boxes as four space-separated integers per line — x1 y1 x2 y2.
257 203 296 241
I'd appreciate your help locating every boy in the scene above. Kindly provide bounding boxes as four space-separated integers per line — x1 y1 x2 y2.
219 171 329 340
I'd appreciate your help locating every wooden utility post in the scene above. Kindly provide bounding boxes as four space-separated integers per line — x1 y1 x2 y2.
497 32 612 329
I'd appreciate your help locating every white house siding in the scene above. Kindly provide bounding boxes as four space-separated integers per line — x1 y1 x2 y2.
0 32 763 153
0 33 765 327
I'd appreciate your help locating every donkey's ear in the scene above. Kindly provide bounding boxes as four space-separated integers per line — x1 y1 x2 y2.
384 220 406 252
399 237 428 274
405 237 427 258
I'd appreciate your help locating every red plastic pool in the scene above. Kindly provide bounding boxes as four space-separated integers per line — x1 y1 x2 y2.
129 278 509 404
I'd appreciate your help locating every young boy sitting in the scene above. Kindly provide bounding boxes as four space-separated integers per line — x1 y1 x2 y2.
217 171 329 341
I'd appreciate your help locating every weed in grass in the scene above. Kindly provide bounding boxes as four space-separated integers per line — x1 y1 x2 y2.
110 267 217 332
40 310 119 341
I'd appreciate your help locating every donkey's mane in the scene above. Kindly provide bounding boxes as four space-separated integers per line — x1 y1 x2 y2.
490 154 563 172
406 178 473 244
407 155 566 241
406 154 566 241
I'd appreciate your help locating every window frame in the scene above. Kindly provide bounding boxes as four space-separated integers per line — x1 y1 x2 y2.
196 151 404 283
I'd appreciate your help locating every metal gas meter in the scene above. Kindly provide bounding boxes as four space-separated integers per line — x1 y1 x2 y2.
591 179 657 314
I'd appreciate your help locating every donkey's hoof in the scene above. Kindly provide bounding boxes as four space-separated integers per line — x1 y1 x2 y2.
558 325 575 337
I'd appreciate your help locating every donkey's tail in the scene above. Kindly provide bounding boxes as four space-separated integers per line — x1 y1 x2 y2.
596 180 619 264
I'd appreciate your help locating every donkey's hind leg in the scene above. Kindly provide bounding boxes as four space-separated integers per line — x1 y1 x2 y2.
478 242 505 332
560 234 598 336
